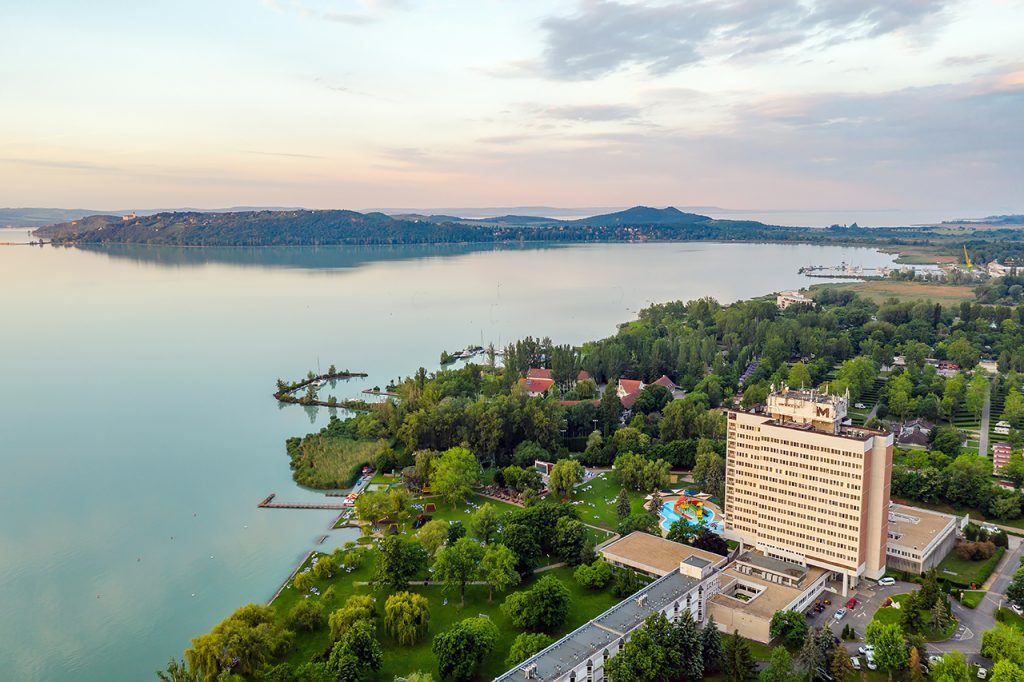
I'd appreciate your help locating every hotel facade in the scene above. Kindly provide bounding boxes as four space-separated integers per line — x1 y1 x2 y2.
724 386 893 594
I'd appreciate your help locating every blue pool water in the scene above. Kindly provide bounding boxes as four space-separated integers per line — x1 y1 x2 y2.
659 501 724 533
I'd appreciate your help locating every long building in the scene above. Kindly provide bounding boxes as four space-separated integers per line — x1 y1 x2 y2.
724 386 893 593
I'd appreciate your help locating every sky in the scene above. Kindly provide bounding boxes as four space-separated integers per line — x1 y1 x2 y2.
1 0 1022 215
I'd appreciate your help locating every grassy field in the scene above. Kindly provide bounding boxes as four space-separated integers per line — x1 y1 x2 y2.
996 607 1024 632
937 546 1005 587
291 434 387 489
885 246 958 265
810 280 976 305
270 550 619 680
568 471 649 531
959 590 986 609
871 593 957 641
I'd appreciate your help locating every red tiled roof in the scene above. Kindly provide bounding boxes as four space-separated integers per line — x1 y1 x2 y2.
558 399 601 406
652 375 677 389
577 370 592 382
527 368 553 380
619 379 643 395
620 392 639 410
519 377 555 394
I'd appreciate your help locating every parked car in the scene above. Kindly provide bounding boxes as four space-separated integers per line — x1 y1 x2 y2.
978 668 988 679
929 655 943 666
1012 603 1023 616
851 657 862 671
846 598 857 609
859 645 875 655
867 659 877 671
834 608 847 620
878 577 896 586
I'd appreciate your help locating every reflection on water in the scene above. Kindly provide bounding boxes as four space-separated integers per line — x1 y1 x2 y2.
0 238 897 681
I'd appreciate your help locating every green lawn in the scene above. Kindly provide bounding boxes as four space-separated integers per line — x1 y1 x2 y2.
937 546 1005 587
871 593 957 641
997 607 1024 632
568 471 648 531
959 590 986 609
270 550 619 680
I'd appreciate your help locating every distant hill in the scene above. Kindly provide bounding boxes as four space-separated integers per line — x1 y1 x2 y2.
569 205 710 226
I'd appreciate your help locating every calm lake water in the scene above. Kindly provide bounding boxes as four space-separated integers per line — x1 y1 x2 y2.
0 233 897 680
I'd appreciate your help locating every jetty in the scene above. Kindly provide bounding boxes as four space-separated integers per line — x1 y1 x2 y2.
257 493 347 510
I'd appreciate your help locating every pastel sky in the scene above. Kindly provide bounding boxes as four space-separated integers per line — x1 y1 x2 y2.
2 0 1022 213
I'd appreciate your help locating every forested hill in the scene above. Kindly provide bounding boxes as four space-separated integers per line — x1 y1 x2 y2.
34 206 808 247
33 205 994 250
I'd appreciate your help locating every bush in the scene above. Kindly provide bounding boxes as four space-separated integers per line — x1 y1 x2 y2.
612 568 645 598
506 632 555 667
501 575 572 632
286 599 325 632
574 560 613 590
956 540 997 561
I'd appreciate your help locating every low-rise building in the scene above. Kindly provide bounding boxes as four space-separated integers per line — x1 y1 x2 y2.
897 418 934 448
994 442 1013 473
776 291 812 309
600 531 728 578
885 504 965 574
519 376 555 396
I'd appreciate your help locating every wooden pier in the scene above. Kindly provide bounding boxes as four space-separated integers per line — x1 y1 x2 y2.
257 493 347 510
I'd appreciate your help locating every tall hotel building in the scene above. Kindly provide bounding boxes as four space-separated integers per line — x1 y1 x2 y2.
724 386 893 593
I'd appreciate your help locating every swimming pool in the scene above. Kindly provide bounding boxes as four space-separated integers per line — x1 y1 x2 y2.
659 500 724 534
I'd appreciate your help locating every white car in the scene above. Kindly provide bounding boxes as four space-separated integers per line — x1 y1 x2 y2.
929 655 943 665
859 645 875 655
834 608 847 620
851 657 862 671
1012 604 1023 616
867 659 877 671
878 577 896 586
978 668 988 679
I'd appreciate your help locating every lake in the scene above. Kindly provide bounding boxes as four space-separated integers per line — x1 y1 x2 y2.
0 234 897 679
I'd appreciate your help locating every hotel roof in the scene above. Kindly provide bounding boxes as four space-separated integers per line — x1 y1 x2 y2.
887 504 956 552
600 531 725 576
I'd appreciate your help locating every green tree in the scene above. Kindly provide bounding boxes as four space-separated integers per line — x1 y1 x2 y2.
433 537 484 608
702 617 724 674
605 613 681 682
966 374 990 418
928 651 972 682
480 543 520 603
431 446 481 507
329 619 382 679
616 487 632 520
156 658 197 682
600 381 623 431
1005 389 1024 429
470 502 501 544
992 659 1024 682
982 624 1024 667
553 516 591 566
760 647 801 682
416 518 450 556
887 372 916 420
866 621 909 676
329 595 376 641
185 604 291 679
788 361 812 389
549 459 584 501
431 617 499 682
501 574 572 632
722 630 758 682
375 536 427 589
829 646 854 682
618 511 659 536
384 591 431 646
1007 566 1024 608
286 598 325 633
574 559 613 590
675 610 705 681
506 632 554 667
769 610 808 648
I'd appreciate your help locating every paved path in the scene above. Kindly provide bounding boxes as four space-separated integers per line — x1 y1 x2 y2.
980 385 992 457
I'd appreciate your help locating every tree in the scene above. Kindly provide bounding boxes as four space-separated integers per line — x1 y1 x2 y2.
480 543 520 603
667 518 700 544
434 537 484 608
932 425 965 457
605 613 681 682
329 619 382 679
1005 389 1024 429
384 591 431 645
501 574 572 632
618 511 659 536
329 595 376 641
553 516 591 566
966 374 989 418
634 384 672 414
503 522 542 576
287 599 325 633
899 590 926 636
693 443 726 499
185 603 291 679
830 646 855 682
1007 566 1024 608
616 487 632 520
866 621 909 676
992 659 1024 682
887 372 916 420
416 519 450 556
549 459 584 501
693 530 730 556
702 617 724 675
470 502 501 544
676 610 705 681
506 632 554 667
769 610 809 649
721 630 758 682
574 559 613 590
929 651 972 682
292 570 315 594
431 446 481 507
375 536 428 589
157 658 197 682
446 520 467 545
600 381 623 431
788 362 812 389
760 647 801 682
982 624 1024 667
432 617 499 682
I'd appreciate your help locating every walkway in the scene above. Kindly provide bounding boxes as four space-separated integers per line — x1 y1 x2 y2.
980 385 992 457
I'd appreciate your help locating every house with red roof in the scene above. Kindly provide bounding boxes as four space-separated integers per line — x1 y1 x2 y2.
617 378 644 411
577 369 592 383
526 368 553 380
518 376 555 396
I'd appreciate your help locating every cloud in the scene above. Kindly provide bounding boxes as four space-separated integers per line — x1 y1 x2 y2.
0 158 118 172
242 150 327 159
537 0 952 80
262 0 407 26
535 103 643 121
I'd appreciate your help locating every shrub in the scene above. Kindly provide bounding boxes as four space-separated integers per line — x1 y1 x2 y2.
574 560 613 590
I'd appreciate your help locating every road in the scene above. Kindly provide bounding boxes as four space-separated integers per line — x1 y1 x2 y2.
811 539 1024 668
980 384 992 457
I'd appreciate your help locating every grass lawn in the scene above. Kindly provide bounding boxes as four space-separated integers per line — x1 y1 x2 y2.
810 280 976 305
996 607 1024 632
568 471 648 531
937 547 1005 587
291 435 388 489
959 590 986 609
270 550 619 680
871 593 957 641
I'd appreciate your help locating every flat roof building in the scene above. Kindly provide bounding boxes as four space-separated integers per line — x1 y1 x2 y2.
886 504 965 575
776 291 812 309
599 531 727 578
724 385 894 593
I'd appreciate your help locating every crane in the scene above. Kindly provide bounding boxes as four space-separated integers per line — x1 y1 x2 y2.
963 244 973 270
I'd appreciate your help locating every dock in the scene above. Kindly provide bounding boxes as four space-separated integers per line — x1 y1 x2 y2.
257 493 347 510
